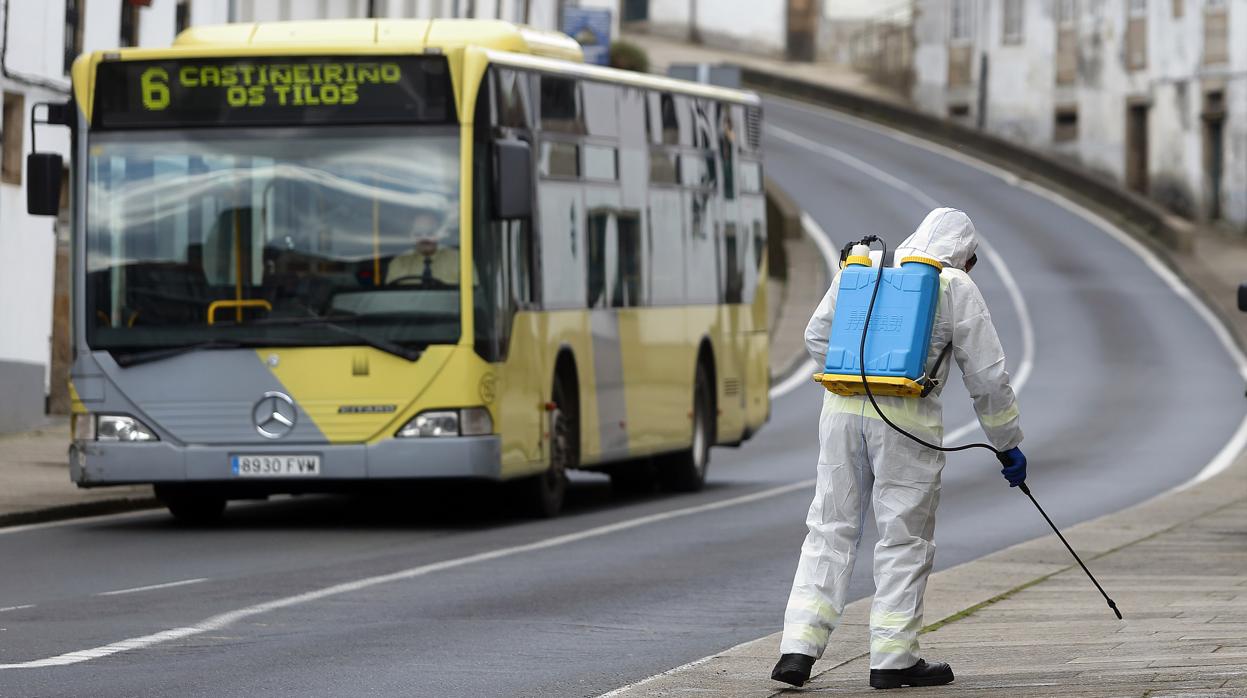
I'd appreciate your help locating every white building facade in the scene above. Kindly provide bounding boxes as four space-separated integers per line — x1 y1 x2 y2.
911 0 1247 228
232 0 621 39
0 0 231 433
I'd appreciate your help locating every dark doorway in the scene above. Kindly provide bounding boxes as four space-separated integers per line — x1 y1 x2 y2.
1203 91 1226 221
1125 103 1149 194
624 0 648 21
786 0 818 62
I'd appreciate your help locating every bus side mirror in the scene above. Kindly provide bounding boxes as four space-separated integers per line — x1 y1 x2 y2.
27 152 63 216
1239 283 1247 312
493 139 532 220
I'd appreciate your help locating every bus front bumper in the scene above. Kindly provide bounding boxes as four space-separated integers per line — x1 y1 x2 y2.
68 436 503 486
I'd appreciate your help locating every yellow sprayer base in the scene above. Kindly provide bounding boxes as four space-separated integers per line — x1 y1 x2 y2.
813 373 925 398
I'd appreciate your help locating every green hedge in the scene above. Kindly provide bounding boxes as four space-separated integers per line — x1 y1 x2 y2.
609 40 650 73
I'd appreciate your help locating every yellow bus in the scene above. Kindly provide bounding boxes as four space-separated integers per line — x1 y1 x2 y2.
27 19 769 521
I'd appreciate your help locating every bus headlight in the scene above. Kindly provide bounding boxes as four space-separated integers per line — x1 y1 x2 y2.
94 414 159 442
396 408 493 438
459 407 493 436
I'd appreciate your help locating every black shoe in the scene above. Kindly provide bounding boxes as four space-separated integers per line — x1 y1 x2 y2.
869 659 954 689
771 653 816 687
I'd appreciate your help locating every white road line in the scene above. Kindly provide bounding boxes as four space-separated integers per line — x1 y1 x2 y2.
767 124 1036 444
0 604 35 613
770 95 1247 484
769 93 1247 379
0 479 816 670
97 578 208 597
768 210 839 400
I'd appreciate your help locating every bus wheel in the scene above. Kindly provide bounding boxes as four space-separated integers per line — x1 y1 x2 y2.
154 485 226 525
660 362 713 492
523 377 574 517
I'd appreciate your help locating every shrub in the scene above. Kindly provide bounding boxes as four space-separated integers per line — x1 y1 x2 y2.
610 40 650 73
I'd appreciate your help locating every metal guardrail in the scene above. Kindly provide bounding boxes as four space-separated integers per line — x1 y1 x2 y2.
737 66 1194 252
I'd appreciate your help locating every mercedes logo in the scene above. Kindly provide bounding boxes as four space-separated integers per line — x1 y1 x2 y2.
253 391 297 439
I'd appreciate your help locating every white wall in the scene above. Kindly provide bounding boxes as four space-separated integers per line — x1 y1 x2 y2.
648 0 785 55
981 0 1055 148
0 0 226 432
908 0 1247 230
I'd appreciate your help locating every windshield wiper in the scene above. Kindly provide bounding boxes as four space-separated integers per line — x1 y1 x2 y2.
312 321 424 361
112 339 261 368
239 317 424 361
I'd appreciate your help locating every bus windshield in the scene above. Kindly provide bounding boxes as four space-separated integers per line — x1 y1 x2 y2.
85 125 461 358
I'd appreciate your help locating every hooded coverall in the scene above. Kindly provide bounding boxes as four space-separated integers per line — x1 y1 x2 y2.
780 208 1024 670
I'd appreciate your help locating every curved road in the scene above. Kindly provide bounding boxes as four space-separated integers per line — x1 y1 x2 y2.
1 97 1243 697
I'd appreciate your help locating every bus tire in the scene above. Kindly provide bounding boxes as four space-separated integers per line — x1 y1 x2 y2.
660 361 712 492
521 374 574 517
154 485 226 525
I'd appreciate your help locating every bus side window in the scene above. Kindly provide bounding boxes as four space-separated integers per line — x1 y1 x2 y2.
582 80 618 138
613 213 643 308
723 221 743 304
494 68 532 129
586 208 611 309
539 74 584 134
717 102 737 201
474 67 537 361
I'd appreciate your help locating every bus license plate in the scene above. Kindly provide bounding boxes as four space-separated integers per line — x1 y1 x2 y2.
231 455 321 477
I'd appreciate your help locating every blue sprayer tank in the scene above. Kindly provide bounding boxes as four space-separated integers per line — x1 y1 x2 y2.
815 250 944 398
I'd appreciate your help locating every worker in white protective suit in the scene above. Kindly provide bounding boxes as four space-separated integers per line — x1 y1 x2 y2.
771 208 1026 690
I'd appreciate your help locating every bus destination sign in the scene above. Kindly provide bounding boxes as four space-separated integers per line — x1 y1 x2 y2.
93 55 453 128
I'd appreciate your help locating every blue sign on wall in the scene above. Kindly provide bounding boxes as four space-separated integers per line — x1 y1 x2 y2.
562 7 612 66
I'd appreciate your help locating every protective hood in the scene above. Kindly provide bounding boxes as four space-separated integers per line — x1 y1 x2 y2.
895 207 978 270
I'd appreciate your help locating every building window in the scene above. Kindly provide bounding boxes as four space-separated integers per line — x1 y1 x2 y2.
1204 0 1228 65
1054 107 1078 142
950 0 973 42
64 0 85 75
1126 0 1147 70
176 0 192 34
1055 0 1078 85
2 92 25 185
1002 0 1024 44
120 1 142 47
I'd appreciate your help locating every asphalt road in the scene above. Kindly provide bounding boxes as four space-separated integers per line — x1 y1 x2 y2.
2 97 1243 697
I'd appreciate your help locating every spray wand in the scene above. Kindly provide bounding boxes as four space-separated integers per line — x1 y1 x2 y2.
852 235 1123 620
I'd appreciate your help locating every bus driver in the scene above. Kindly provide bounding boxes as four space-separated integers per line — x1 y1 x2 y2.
386 192 460 286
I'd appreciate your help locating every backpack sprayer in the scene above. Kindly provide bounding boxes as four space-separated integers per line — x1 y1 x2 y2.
814 235 1122 621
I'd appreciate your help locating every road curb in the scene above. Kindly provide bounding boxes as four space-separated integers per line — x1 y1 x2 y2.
0 495 159 529
736 66 1195 254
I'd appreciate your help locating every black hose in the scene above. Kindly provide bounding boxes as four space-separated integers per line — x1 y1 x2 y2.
855 236 1001 456
854 236 1122 619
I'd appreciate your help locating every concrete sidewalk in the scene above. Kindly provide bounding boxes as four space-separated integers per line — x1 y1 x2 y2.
0 418 154 526
610 450 1247 697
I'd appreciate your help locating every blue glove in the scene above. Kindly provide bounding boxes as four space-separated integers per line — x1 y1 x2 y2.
997 447 1027 487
